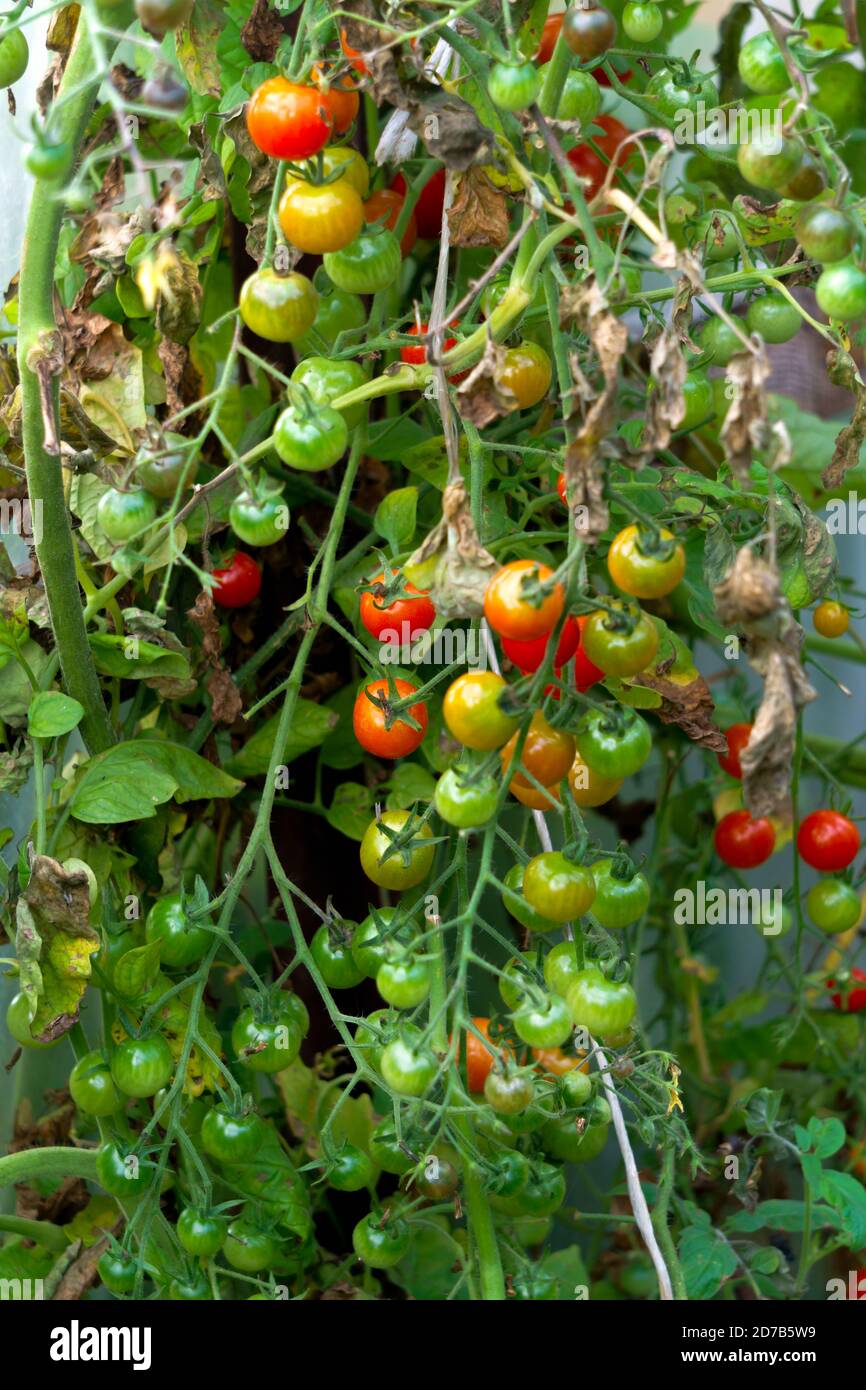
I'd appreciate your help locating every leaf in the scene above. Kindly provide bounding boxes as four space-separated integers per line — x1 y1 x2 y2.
113 940 162 1001
27 691 84 739
727 1200 838 1234
88 633 192 681
15 855 99 1043
326 783 373 841
384 762 436 810
387 1218 465 1300
678 1225 738 1300
225 697 338 778
744 1087 783 1135
70 740 242 824
448 167 509 248
0 640 50 721
819 1170 866 1246
797 1115 846 1159
541 1244 589 1299
374 486 418 555
68 474 114 563
320 685 363 771
366 417 432 463
175 0 224 95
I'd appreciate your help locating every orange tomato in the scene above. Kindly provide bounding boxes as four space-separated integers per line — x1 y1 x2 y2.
364 187 417 256
484 559 564 642
532 1044 589 1077
465 1017 509 1092
311 64 359 133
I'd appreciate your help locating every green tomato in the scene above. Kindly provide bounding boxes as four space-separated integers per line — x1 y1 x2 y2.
645 67 718 121
812 62 866 138
273 400 348 471
96 486 158 543
816 262 866 321
25 142 73 183
511 1270 560 1300
493 1160 565 1217
297 283 366 353
229 489 288 546
98 1251 138 1296
238 267 318 343
370 1119 417 1175
543 941 584 998
556 68 602 123
177 1208 226 1258
136 437 195 498
5 992 59 1049
289 355 370 429
622 2 662 43
433 767 498 829
680 370 714 430
376 954 431 1009
576 708 652 778
483 1068 535 1115
737 132 804 193
353 1007 395 1072
380 1027 437 1096
522 852 597 924
328 1142 377 1191
806 878 861 935
697 317 743 367
487 60 541 112
566 967 637 1040
738 32 789 95
512 992 573 1048
168 1272 211 1300
200 1105 265 1163
590 859 650 929
560 1067 593 1106
542 1115 609 1164
110 1035 173 1098
499 950 541 1010
96 1142 156 1197
485 1148 530 1198
311 920 365 989
359 810 434 891
745 292 801 343
223 1221 278 1273
144 893 211 970
232 1003 302 1072
501 862 560 934
694 211 739 264
323 229 402 295
69 1050 121 1117
796 204 857 265
352 1213 410 1267
351 908 409 978
0 28 28 88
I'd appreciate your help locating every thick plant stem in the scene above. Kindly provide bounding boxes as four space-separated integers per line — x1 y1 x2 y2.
0 1146 99 1189
18 14 113 755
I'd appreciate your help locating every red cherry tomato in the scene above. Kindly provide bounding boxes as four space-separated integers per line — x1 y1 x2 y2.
557 473 568 507
797 809 861 872
537 13 563 63
573 615 605 692
717 722 753 780
829 966 866 1012
714 810 775 869
364 188 417 256
566 114 633 202
246 78 332 161
399 320 459 366
391 168 446 240
359 570 436 641
353 677 428 759
211 552 262 608
502 616 580 673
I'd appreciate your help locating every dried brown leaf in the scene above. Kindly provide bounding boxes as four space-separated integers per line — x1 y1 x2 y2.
823 347 866 489
405 479 498 618
407 91 495 171
560 278 627 536
455 334 517 427
633 671 726 750
721 347 771 483
47 5 80 53
240 0 285 61
188 590 243 724
447 167 509 248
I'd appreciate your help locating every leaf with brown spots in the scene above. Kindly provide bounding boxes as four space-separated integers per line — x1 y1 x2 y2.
455 333 517 428
241 0 286 61
447 167 509 248
823 347 866 489
188 590 242 724
721 347 771 483
405 479 498 618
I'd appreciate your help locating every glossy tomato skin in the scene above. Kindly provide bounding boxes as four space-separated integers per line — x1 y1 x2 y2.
380 1027 437 1096
645 67 718 120
434 767 498 828
311 66 359 134
537 13 563 63
567 751 623 807
391 168 446 239
97 487 157 543
111 1035 173 1098
364 188 417 255
201 1106 265 1164
352 908 407 978
211 552 261 608
359 570 435 640
443 671 519 750
96 1142 155 1197
484 1068 534 1115
359 810 434 890
591 860 650 929
797 809 860 871
556 67 602 122
501 710 575 796
715 810 775 869
566 967 637 1039
829 966 866 1012
718 722 753 779
622 1 662 42
232 1003 302 1072
311 922 365 989
512 993 572 1048
290 355 369 427
224 1222 277 1273
145 893 211 969
238 268 318 342
607 524 685 599
278 179 364 255
297 284 366 353
562 2 617 59
806 879 861 934
399 320 459 369
273 401 348 471
523 852 596 923
581 601 659 677
0 29 28 88
796 205 856 264
816 264 866 322
246 78 331 161
465 1017 498 1092
370 1120 416 1175
376 954 431 1009
543 941 584 999
488 60 542 111
573 616 605 691
576 708 652 779
69 1051 121 1116
542 1114 609 1165
328 1143 376 1191
177 1209 226 1259
5 992 59 1049
353 677 427 759
484 559 564 641
136 440 191 499
500 342 552 409
323 229 402 294
230 490 287 547
98 1251 137 1296
135 0 192 35
502 615 579 673
501 863 560 934
566 114 632 201
737 131 803 193
813 600 849 638
352 1213 410 1267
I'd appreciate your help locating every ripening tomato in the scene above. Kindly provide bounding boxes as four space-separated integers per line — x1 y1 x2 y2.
562 2 617 59
806 878 861 935
522 851 596 923
340 28 367 74
465 1017 498 1092
311 65 359 133
500 342 552 410
246 78 333 161
796 204 857 264
501 615 580 674
566 114 633 201
484 559 564 641
537 13 562 63
211 552 261 608
607 524 685 600
718 722 753 780
567 751 623 807
434 766 499 828
391 167 446 240
813 600 850 638
737 131 804 193
797 809 860 872
279 179 365 255
714 810 775 869
829 966 866 1012
359 810 435 890
353 678 427 759
239 268 319 342
580 600 659 677
399 320 458 367
359 570 435 640
443 671 519 750
365 188 417 256
573 615 605 692
501 710 575 798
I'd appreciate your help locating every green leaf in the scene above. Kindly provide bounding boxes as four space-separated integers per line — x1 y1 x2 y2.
320 685 363 770
798 1115 846 1159
541 1244 589 1299
326 783 373 841
384 762 437 810
727 1200 838 1234
366 418 432 462
0 640 50 721
374 486 418 555
70 740 242 824
744 1087 783 1136
113 940 162 1001
819 1170 866 1246
678 1225 738 1300
603 676 662 710
88 634 192 681
387 1217 465 1300
225 698 338 778
27 691 84 739
702 520 735 590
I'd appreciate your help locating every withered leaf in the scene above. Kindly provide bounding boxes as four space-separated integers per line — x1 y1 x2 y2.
405 479 498 618
188 590 242 724
24 854 97 941
447 167 508 248
69 206 150 277
633 670 726 751
455 334 517 428
46 5 79 54
154 247 202 345
240 0 286 61
158 337 202 417
721 347 771 483
407 90 495 171
823 347 866 488
337 1 405 107
560 277 627 537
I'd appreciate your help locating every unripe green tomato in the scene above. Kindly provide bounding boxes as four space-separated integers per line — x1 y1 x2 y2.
622 2 663 43
25 142 73 183
556 68 602 123
806 878 861 934
229 490 288 547
0 28 28 89
297 285 366 354
97 486 158 543
69 1050 122 1116
560 1066 592 1105
433 767 498 828
745 292 801 343
680 371 714 430
697 317 743 367
487 60 542 112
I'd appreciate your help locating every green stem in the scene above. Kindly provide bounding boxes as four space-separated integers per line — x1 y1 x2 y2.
17 13 113 755
0 1146 99 1189
652 1147 687 1300
0 1213 70 1251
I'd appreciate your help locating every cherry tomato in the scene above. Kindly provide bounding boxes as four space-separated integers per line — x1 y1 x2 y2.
237 265 318 341
745 293 801 343
806 879 861 935
328 1142 376 1191
512 992 572 1048
498 1160 565 1216
542 1114 609 1164
310 65 359 133
323 228 402 294
352 908 411 978
567 751 623 807
359 810 435 890
523 852 596 924
353 677 427 759
543 941 585 999
484 559 564 641
562 2 617 59
581 600 659 677
399 319 458 367
797 809 860 872
816 264 866 322
391 168 446 239
555 67 602 122
111 1035 173 1098
273 399 349 472
502 615 580 673
645 67 718 121
434 766 499 828
224 1221 277 1273
501 863 560 934
135 0 192 35
278 179 364 255
576 707 652 778
591 859 650 929
737 131 803 193
360 569 435 640
177 1208 226 1259
69 1051 121 1116
0 29 28 89
622 1 662 43
145 893 211 970
297 283 366 352
290 354 369 427
380 1025 437 1096
232 1001 302 1072
501 710 575 799
5 992 58 1049
781 148 827 201
168 1272 211 1301
738 31 788 95
537 13 562 63
136 438 193 498
813 600 850 638
484 1067 534 1115
443 670 519 750
97 487 157 543
370 1120 417 1176
796 204 856 264
488 59 542 111
25 142 73 182
311 920 365 989
500 341 552 409
211 552 261 608
465 1017 499 1092
607 524 685 599
718 722 753 779
573 615 605 691
230 489 288 547
284 145 370 199
354 1007 395 1071
246 78 332 161
352 1212 410 1267
364 187 417 256
376 953 431 1009
98 1251 137 1296
714 810 776 869
566 967 637 1039
201 1105 265 1164
96 1142 156 1197
566 114 632 201
829 966 866 1013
